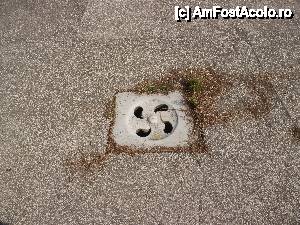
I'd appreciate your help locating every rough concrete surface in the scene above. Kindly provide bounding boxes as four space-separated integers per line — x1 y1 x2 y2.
0 0 299 224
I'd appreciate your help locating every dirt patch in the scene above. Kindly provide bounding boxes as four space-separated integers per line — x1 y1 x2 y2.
65 67 277 174
292 125 300 141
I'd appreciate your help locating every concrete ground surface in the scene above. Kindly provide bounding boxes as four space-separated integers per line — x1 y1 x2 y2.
0 0 299 224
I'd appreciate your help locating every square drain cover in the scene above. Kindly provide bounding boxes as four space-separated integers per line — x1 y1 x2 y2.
112 91 193 148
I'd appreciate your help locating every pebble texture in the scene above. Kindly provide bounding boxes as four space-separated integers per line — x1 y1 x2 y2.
0 0 299 224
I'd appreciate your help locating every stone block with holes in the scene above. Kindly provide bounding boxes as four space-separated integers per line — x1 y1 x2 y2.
112 91 193 148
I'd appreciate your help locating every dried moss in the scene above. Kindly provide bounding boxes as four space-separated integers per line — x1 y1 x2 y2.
66 67 276 174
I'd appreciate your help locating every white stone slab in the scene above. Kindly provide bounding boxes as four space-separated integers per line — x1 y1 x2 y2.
112 91 193 148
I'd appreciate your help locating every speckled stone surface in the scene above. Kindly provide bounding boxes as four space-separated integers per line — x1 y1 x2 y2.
0 0 299 224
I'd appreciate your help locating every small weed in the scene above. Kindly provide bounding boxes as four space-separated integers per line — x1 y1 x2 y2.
184 78 203 109
145 84 171 93
188 96 198 109
186 78 202 93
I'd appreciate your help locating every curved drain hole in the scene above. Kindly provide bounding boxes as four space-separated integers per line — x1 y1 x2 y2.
163 122 173 134
136 129 151 137
154 104 168 113
134 106 143 119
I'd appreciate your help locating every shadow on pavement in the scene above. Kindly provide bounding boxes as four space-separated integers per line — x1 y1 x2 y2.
0 221 10 225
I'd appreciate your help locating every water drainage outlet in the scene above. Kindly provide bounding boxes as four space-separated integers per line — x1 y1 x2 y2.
112 91 193 148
